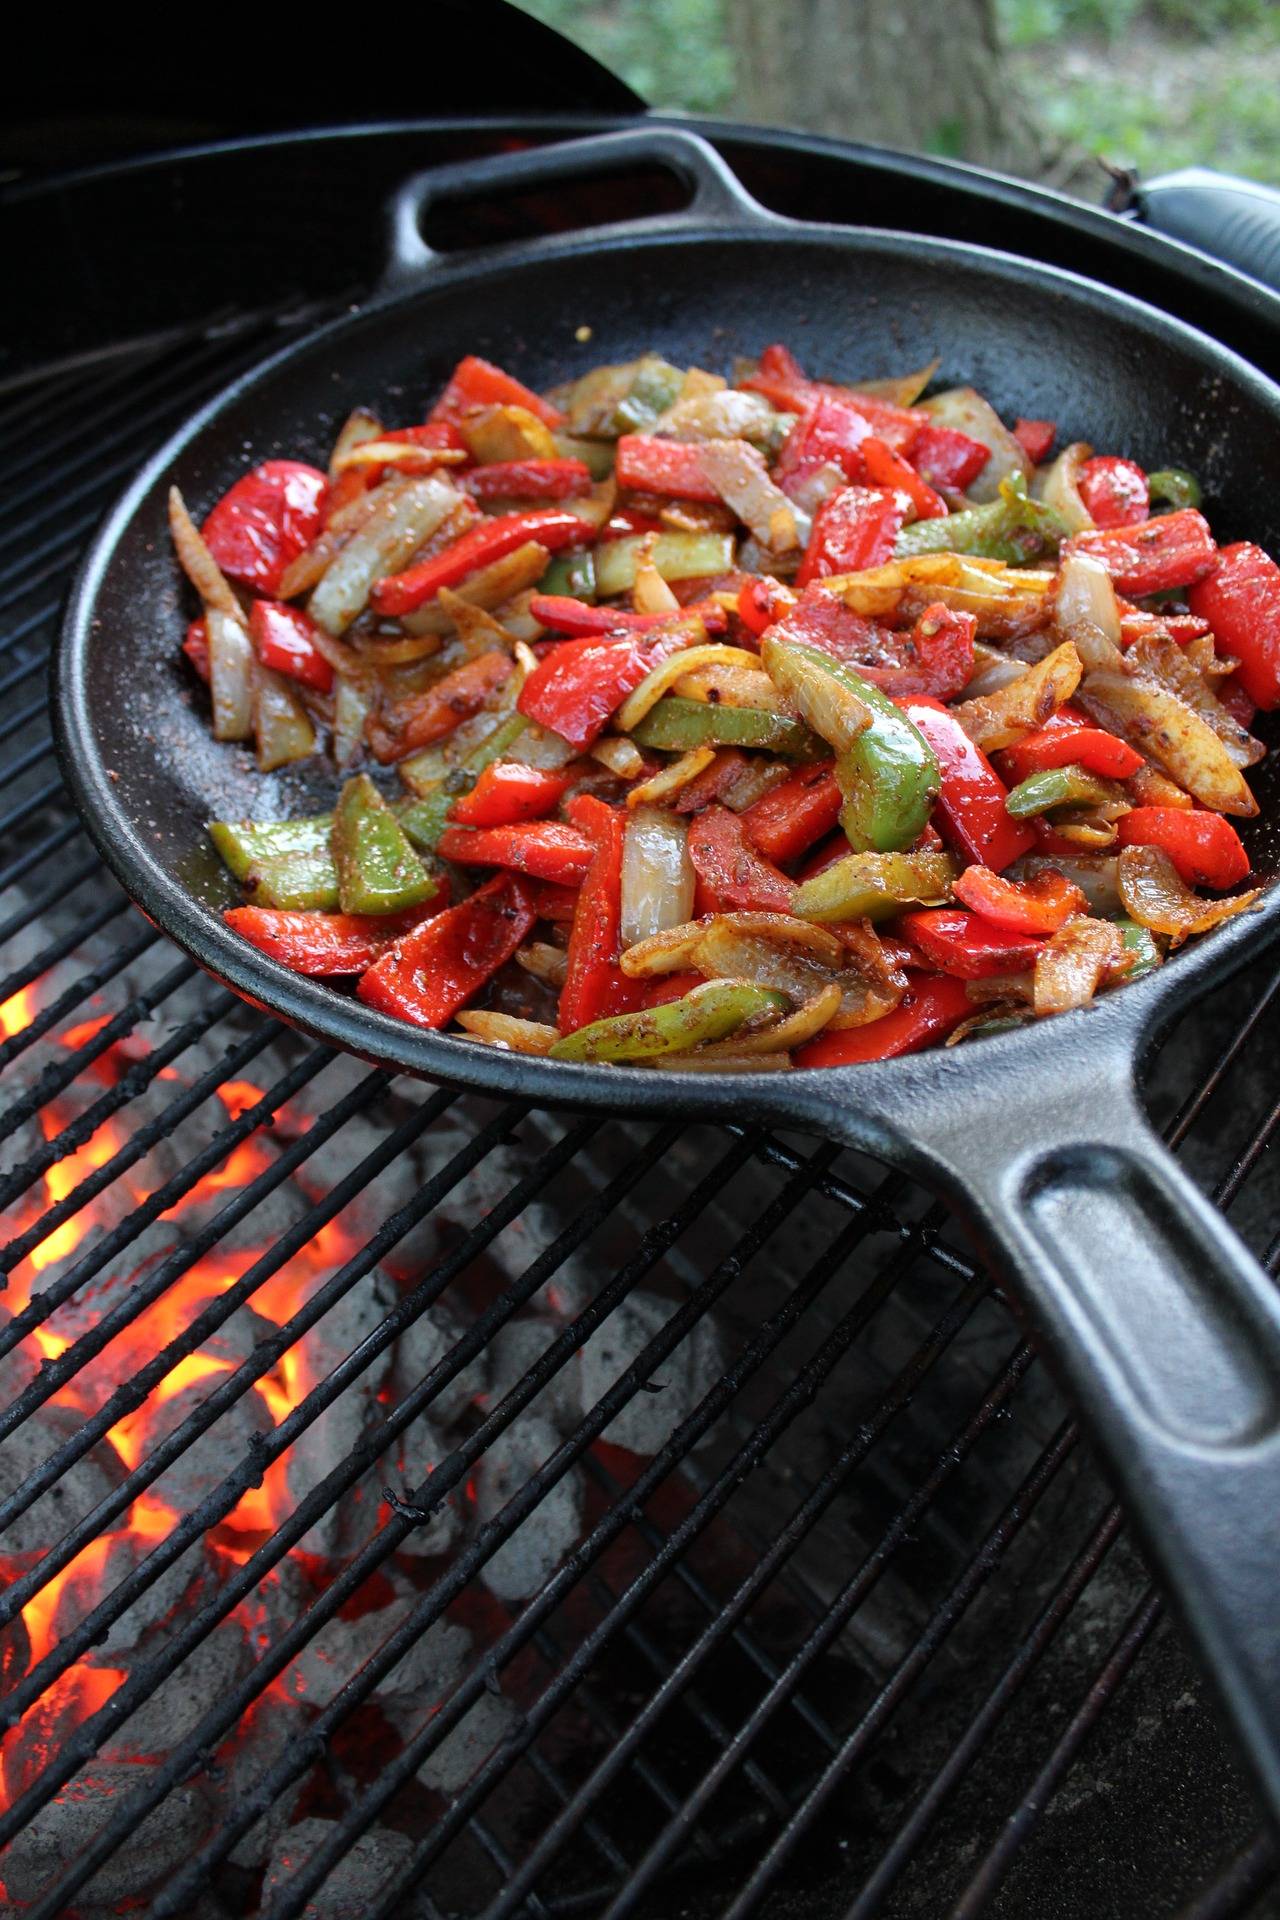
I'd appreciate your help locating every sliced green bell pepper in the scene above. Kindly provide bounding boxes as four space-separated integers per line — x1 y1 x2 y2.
793 849 957 923
209 815 339 910
1004 762 1124 819
893 473 1067 565
332 775 437 915
629 696 824 758
549 981 788 1063
1147 467 1201 512
1113 917 1164 977
762 639 940 852
538 548 598 601
593 531 735 598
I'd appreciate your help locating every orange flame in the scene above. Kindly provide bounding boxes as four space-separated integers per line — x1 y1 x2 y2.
0 986 35 1042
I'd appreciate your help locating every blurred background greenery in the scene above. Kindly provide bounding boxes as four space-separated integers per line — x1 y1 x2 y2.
515 0 1280 191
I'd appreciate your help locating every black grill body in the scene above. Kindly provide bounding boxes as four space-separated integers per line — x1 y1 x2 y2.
1 119 1278 1920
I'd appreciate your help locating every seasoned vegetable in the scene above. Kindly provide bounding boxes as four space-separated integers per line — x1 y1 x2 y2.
173 341 1265 1066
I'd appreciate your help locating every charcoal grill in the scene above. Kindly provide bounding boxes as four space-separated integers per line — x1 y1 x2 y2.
2 117 1279 1920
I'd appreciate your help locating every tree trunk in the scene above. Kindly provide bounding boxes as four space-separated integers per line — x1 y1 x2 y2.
725 0 1046 177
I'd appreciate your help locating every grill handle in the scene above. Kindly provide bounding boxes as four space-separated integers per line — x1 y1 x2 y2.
382 126 785 293
1136 168 1280 295
888 1045 1280 1822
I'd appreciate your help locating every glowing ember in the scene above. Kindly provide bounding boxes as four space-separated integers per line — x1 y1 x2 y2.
0 985 35 1042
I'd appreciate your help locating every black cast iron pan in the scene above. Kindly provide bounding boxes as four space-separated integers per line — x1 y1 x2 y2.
55 128 1280 1821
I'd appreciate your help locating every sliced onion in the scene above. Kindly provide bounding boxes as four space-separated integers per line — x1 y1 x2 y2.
1012 854 1122 914
1036 443 1096 535
960 643 1031 699
693 982 841 1055
614 637 748 732
620 807 695 947
308 474 460 634
693 922 901 1029
633 552 681 615
953 641 1083 750
919 388 1030 503
333 677 372 767
168 486 242 621
517 722 578 771
1032 915 1122 1016
329 406 382 474
515 942 569 988
1079 672 1258 816
654 388 778 444
627 745 717 809
674 662 779 708
592 735 647 779
697 438 809 551
400 539 551 637
333 439 468 474
254 665 316 771
1053 550 1123 672
1118 846 1261 946
454 1010 560 1054
1126 630 1264 769
207 609 254 742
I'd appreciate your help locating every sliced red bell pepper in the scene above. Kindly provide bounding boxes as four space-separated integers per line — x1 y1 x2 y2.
436 820 595 885
429 354 564 429
460 458 592 502
224 899 446 976
894 697 1036 872
357 872 536 1028
368 651 514 763
740 764 842 865
860 436 947 520
764 590 974 699
529 594 727 637
1187 541 1280 710
735 575 795 637
1012 418 1056 464
248 600 335 693
996 705 1144 782
201 459 328 595
951 865 1086 936
386 422 470 452
518 628 691 751
672 749 753 813
448 760 576 827
686 806 796 914
1115 807 1250 889
638 970 707 1008
558 793 645 1033
797 833 853 880
183 616 210 682
896 908 1045 979
1063 508 1217 597
1117 608 1210 648
371 508 595 617
1077 455 1149 529
615 435 722 502
773 394 873 497
796 486 907 588
741 345 923 453
909 422 991 492
795 973 972 1065
525 879 580 922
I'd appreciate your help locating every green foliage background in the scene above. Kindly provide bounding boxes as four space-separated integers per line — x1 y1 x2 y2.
515 0 1280 187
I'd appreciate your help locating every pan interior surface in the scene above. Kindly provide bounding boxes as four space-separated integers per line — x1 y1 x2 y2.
61 226 1280 1092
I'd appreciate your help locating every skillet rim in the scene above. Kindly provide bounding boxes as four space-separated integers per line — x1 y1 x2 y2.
54 215 1280 1126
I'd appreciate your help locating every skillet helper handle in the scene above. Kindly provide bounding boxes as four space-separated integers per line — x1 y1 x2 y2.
383 127 782 293
1135 167 1280 295
905 1056 1280 1821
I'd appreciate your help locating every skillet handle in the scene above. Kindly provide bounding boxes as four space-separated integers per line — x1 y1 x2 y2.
883 1051 1280 1821
382 127 785 294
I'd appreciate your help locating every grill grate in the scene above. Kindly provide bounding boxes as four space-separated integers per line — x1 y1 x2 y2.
1 287 1278 1920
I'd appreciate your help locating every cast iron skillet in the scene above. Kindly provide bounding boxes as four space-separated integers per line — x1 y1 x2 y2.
55 129 1280 1818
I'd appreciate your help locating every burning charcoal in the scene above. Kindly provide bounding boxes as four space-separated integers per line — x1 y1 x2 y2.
384 1686 518 1796
262 1816 413 1918
379 1414 464 1560
482 1316 580 1430
376 1612 473 1704
54 1531 216 1658
389 1296 487 1425
0 1307 40 1401
1 1765 210 1905
234 1553 317 1661
473 1414 583 1604
199 1301 279 1370
1 1607 31 1689
285 1389 384 1559
294 1269 398 1397
568 1290 724 1455
214 1696 311 1869
282 1601 408 1712
146 1375 277 1520
108 1621 252 1758
0 1405 125 1554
